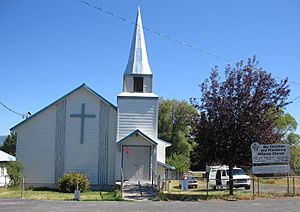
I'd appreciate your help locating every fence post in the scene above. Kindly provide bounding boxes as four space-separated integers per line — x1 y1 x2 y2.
293 176 295 196
4 176 7 188
287 176 290 194
120 168 124 198
206 179 208 200
157 175 161 191
21 176 24 199
252 176 255 196
257 177 260 196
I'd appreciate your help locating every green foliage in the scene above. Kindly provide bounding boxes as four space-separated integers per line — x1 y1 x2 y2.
58 172 90 193
1 132 16 156
158 99 198 161
291 145 300 173
112 187 123 201
275 113 298 135
274 112 300 173
6 161 23 187
167 154 190 172
275 112 299 145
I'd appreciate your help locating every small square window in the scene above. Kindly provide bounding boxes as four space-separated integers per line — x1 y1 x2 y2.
133 77 143 92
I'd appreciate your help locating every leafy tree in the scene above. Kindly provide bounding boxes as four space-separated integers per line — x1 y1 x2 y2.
275 112 300 173
1 132 16 156
191 57 290 195
167 154 190 172
6 161 23 187
158 99 198 171
291 145 300 174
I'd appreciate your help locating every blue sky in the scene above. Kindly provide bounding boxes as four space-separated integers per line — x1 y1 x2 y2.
1 0 300 135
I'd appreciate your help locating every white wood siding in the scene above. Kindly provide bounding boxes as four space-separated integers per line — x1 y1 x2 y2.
107 107 117 185
157 142 166 163
117 97 158 140
123 76 133 92
15 87 117 187
16 106 56 184
143 75 152 93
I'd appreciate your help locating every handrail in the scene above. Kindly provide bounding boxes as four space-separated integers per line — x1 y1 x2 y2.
138 181 143 197
120 167 124 198
152 170 157 187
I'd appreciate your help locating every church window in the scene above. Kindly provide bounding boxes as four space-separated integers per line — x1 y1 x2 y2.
133 77 143 92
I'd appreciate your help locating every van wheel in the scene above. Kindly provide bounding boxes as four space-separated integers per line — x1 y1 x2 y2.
245 186 250 190
213 186 216 190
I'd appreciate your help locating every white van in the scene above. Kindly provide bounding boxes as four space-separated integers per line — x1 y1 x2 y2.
208 165 251 190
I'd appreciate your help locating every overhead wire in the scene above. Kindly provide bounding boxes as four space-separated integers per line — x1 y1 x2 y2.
77 0 300 87
2 1 300 118
0 101 26 118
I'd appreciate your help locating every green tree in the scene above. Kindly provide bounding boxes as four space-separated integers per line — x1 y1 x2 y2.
275 112 300 173
158 99 198 172
6 161 23 187
191 57 290 195
167 154 190 172
1 132 16 156
291 145 300 174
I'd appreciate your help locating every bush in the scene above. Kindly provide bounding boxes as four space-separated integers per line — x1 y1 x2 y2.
6 161 23 187
58 172 90 193
113 187 123 201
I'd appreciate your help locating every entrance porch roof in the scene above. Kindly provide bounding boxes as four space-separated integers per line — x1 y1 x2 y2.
117 129 157 146
157 161 175 170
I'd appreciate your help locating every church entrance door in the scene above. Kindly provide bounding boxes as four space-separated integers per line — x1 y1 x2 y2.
122 146 150 181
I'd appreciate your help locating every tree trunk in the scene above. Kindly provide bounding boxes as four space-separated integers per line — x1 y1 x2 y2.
228 164 234 195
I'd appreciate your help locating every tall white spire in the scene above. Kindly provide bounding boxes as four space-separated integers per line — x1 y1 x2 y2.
124 6 152 75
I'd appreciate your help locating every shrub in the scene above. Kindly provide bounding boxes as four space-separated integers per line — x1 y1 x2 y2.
58 172 90 193
113 187 123 201
6 161 23 187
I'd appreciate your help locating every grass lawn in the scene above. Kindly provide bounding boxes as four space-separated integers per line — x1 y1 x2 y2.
0 187 121 201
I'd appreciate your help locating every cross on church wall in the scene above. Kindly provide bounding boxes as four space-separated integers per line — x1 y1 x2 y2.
70 103 96 144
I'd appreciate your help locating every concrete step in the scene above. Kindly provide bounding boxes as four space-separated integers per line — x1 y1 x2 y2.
122 181 157 201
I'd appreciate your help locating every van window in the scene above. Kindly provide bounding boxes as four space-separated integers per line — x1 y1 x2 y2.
222 170 226 176
226 168 245 176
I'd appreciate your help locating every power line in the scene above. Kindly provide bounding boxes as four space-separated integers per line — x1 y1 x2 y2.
77 0 233 63
291 96 300 102
77 0 300 87
0 101 28 118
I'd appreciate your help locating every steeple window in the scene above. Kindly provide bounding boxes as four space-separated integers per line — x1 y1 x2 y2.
133 77 143 92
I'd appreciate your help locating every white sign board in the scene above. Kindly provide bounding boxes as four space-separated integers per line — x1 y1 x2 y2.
251 142 290 164
252 165 290 174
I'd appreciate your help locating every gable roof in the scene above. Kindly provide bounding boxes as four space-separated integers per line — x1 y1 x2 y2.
0 150 16 162
10 83 117 131
117 129 157 145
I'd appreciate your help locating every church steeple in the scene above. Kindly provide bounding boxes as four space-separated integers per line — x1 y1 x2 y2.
123 6 153 93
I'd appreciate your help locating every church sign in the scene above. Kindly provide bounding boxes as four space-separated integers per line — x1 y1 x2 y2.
251 143 290 164
251 142 290 174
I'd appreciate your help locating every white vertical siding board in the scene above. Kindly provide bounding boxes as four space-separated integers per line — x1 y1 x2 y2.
98 101 110 185
55 99 66 183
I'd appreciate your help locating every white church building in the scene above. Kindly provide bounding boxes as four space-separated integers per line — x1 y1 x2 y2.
11 7 174 189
